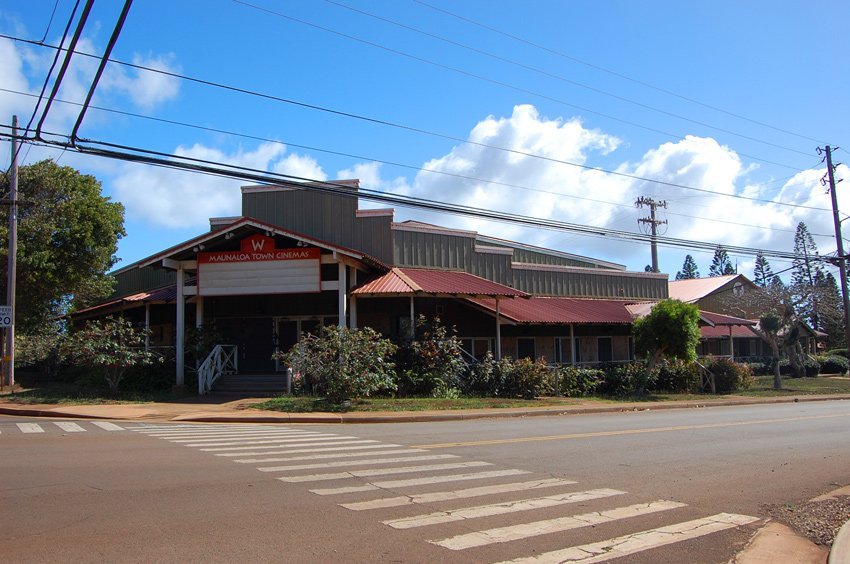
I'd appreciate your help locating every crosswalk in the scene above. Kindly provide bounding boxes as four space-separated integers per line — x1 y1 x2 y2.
1 420 127 434
132 423 761 562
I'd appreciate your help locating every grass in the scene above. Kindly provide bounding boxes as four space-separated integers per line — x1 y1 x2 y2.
740 375 850 396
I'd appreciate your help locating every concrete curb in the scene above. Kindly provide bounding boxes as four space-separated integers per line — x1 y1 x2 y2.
2 394 848 424
830 519 850 564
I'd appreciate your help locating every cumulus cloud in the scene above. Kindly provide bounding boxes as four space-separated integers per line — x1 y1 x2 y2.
102 52 181 110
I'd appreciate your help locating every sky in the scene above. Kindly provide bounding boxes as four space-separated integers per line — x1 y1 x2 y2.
0 0 848 281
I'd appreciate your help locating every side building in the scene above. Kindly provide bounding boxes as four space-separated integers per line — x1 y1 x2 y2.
75 180 695 389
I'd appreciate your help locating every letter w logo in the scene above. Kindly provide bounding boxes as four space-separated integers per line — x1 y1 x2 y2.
251 239 266 251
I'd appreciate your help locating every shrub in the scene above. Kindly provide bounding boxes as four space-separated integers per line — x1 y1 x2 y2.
15 327 67 379
276 326 397 403
396 317 466 397
742 362 771 376
599 362 657 397
461 352 500 397
554 366 603 397
704 358 754 393
498 357 552 399
654 359 701 393
826 348 848 359
818 355 849 375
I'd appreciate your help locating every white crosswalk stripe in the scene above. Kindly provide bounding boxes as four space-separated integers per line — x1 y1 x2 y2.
383 488 626 529
235 448 425 464
340 478 578 510
91 421 125 431
310 469 531 495
54 422 86 432
200 439 380 452
16 423 44 433
257 453 459 472
497 513 761 563
430 500 688 550
278 461 493 483
215 443 403 457
181 435 351 448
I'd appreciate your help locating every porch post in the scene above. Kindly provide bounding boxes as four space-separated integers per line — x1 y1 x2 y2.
144 303 151 351
196 296 204 329
175 267 185 386
409 296 415 335
338 263 347 328
570 323 576 366
728 326 734 361
495 298 502 360
350 295 358 329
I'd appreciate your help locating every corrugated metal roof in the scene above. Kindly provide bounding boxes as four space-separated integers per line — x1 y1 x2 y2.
667 275 741 302
701 325 758 339
699 310 756 327
468 296 637 324
353 268 527 297
73 280 198 316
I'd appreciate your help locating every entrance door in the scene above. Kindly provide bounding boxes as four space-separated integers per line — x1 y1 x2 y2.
218 318 276 373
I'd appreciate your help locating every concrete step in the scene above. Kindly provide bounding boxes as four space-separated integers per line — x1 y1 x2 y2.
212 373 288 393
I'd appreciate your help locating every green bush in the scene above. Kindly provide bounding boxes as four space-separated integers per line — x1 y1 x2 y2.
461 352 500 397
498 357 552 399
653 359 701 393
396 317 466 397
742 362 771 376
554 366 603 397
779 358 820 377
277 326 397 403
704 358 754 393
817 355 849 375
599 363 657 397
825 348 848 359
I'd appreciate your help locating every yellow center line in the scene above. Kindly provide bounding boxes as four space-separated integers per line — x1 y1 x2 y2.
412 412 850 449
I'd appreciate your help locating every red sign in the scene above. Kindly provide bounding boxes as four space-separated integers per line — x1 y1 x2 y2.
198 234 321 264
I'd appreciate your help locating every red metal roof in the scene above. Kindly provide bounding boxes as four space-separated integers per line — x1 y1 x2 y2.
667 275 741 303
699 310 756 327
353 268 527 298
468 296 637 324
701 324 758 339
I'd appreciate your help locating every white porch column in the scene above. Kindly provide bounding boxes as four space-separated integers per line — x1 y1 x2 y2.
144 303 151 352
175 267 185 386
728 326 734 361
570 324 576 366
350 295 358 329
338 263 347 328
495 298 502 360
196 296 204 329
409 296 415 339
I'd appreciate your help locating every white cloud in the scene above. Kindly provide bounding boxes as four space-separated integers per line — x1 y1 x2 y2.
101 52 181 110
272 152 327 182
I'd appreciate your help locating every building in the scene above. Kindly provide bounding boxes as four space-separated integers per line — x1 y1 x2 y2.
73 180 751 390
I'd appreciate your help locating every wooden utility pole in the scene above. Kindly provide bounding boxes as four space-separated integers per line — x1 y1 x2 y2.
821 145 850 354
635 196 667 273
4 115 18 388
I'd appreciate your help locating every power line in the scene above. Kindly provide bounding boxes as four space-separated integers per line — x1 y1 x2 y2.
2 33 831 213
322 0 817 160
233 0 814 164
0 126 823 264
0 86 838 235
38 0 63 44
412 0 827 146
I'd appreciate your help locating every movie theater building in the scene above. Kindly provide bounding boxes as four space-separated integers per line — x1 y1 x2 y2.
74 179 737 391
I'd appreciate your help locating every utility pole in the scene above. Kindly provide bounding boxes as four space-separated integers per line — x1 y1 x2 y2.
635 196 667 273
4 115 18 388
820 145 850 354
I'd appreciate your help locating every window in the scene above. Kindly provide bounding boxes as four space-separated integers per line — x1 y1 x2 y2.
554 337 572 364
597 337 613 363
517 338 536 359
461 338 494 361
574 337 582 363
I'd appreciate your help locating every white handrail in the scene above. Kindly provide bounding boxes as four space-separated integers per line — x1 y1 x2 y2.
197 344 238 394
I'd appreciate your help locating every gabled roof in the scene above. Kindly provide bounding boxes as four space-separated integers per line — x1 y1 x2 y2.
126 216 387 271
668 274 749 303
72 280 197 318
353 268 527 298
468 297 638 324
699 310 756 327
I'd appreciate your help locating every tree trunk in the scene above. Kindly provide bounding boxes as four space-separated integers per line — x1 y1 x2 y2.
770 343 782 390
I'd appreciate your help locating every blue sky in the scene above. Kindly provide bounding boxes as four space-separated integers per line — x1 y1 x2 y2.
1 0 848 279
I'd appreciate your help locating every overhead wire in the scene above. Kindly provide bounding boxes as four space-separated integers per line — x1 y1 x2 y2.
322 0 816 161
0 86 838 239
412 0 827 146
38 0 63 44
232 0 814 165
2 33 832 214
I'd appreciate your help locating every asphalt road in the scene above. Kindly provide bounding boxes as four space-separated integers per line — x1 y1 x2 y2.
1 400 848 563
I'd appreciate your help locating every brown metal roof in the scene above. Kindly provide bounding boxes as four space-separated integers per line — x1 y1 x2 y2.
468 296 637 324
72 280 197 317
353 268 527 298
701 324 758 339
699 310 756 327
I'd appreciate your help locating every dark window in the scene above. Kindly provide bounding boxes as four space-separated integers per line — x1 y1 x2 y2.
598 337 613 362
518 338 535 360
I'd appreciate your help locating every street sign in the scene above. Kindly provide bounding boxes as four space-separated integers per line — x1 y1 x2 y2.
0 305 11 328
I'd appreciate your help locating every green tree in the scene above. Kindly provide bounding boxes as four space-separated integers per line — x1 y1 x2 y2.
752 252 775 288
633 299 701 369
0 160 125 332
791 222 823 330
675 255 700 280
69 316 159 391
815 271 844 348
708 247 735 276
